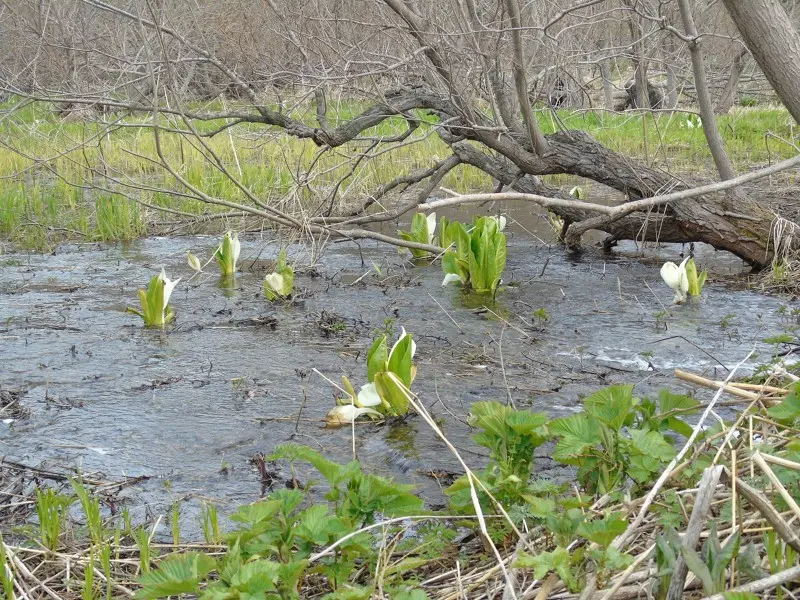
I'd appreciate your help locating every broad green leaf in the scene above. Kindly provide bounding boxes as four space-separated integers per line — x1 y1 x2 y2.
278 264 294 296
515 547 576 590
657 389 700 415
628 429 675 462
685 258 700 296
451 221 470 261
666 416 694 438
269 443 348 486
491 231 507 293
295 505 332 546
438 216 451 245
374 371 411 416
229 499 281 527
367 336 388 383
711 532 740 585
583 385 634 430
603 546 634 571
735 543 766 581
137 553 216 599
576 512 627 547
549 414 600 464
387 334 414 387
655 533 677 574
767 388 800 422
680 546 715 595
505 409 548 436
523 496 556 519
229 559 280 593
277 559 308 592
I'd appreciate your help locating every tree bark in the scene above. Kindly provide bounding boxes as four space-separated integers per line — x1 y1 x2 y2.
677 0 738 182
598 39 615 110
664 32 679 109
715 47 748 114
626 2 650 109
721 0 800 124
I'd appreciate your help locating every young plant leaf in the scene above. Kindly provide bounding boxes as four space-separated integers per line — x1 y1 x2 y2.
137 553 216 599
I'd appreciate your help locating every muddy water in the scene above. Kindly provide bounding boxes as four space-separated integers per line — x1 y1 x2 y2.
0 229 790 536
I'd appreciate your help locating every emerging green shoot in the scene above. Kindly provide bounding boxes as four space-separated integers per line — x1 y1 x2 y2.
69 477 105 545
684 257 707 297
263 250 294 301
327 328 417 424
200 502 221 544
0 533 14 600
36 488 73 551
213 231 240 276
127 268 180 328
398 212 437 258
680 523 740 595
661 256 706 303
83 547 96 600
186 252 202 272
441 215 507 294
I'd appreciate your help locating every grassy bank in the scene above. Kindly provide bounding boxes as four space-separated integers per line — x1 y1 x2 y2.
0 97 797 250
1 370 798 599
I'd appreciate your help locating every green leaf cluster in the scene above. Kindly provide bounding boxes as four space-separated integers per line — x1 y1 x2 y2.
138 444 425 599
441 216 507 294
264 250 295 301
398 212 436 258
685 257 708 297
213 230 240 276
549 386 699 494
127 272 175 328
681 524 741 596
447 401 549 511
767 381 800 424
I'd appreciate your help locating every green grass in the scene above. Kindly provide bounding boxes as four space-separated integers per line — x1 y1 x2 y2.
0 96 795 249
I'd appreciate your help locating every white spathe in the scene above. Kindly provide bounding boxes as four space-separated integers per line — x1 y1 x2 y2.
660 257 689 303
356 382 382 407
442 273 462 287
187 252 202 272
230 232 241 267
159 268 180 312
264 272 284 295
426 212 437 244
489 215 507 231
390 327 416 361
326 404 383 425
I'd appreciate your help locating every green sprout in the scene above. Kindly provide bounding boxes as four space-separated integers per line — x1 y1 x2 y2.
327 328 417 425
263 250 294 301
442 215 507 294
127 268 180 328
684 257 707 297
661 256 707 303
398 212 437 258
214 231 240 276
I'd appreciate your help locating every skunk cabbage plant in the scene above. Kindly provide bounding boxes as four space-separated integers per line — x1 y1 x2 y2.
263 250 294 301
214 231 241 276
327 328 417 425
398 212 437 257
441 216 507 294
661 256 706 303
127 268 180 328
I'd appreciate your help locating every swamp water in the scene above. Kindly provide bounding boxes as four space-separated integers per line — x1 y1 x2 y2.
0 230 791 536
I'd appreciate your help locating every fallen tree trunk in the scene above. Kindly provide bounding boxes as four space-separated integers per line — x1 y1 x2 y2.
449 128 780 267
